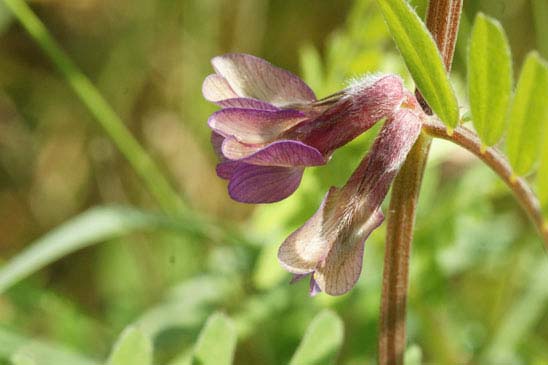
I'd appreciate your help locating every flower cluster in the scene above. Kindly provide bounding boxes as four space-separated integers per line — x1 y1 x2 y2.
203 53 426 295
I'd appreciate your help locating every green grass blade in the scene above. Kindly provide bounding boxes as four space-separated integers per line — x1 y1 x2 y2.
376 0 459 128
106 327 152 365
0 206 197 294
468 13 512 146
506 52 548 175
1 0 183 215
192 312 237 365
289 310 344 365
0 327 99 365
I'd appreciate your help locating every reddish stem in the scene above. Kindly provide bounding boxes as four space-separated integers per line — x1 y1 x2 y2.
378 1 463 364
422 119 548 249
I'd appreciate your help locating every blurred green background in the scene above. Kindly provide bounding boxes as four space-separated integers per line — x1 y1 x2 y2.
0 0 547 364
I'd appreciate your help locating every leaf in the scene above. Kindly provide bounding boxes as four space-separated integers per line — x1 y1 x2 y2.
0 206 194 294
376 0 459 128
468 13 512 146
106 327 152 365
192 312 237 365
506 52 548 175
289 310 344 365
538 134 548 218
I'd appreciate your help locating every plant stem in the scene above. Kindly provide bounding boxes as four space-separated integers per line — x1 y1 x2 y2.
378 1 462 364
2 0 185 216
422 119 548 249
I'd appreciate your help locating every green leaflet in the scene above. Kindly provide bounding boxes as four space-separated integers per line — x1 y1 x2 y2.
506 52 548 175
106 327 152 365
289 310 344 365
468 13 512 146
538 132 548 218
191 313 237 365
376 0 459 128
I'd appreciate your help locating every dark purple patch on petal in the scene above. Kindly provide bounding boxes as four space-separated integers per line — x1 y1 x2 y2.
228 164 304 203
216 160 241 180
240 140 326 167
290 273 309 284
309 275 322 297
211 132 225 158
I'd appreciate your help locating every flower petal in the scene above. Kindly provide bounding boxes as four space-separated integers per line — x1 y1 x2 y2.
223 139 326 167
309 276 322 297
212 53 316 106
277 187 339 274
209 108 307 144
221 137 264 160
228 163 304 203
216 160 240 180
217 98 278 110
211 131 225 158
202 74 239 102
314 208 384 296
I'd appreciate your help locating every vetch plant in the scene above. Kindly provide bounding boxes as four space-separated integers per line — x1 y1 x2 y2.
203 0 548 363
1 0 548 364
204 54 410 203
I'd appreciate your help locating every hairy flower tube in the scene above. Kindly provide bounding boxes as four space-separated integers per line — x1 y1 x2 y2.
203 53 405 203
203 53 427 295
278 97 423 295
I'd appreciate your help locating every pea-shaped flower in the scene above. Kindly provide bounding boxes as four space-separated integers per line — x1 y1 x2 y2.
203 53 427 296
278 94 423 295
203 53 406 203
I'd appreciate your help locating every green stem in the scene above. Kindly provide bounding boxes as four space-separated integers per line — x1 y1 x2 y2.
378 1 463 364
2 0 184 216
422 119 548 250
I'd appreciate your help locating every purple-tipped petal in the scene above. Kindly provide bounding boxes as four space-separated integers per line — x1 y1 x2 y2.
216 160 241 180
237 140 326 167
228 164 304 203
209 108 307 144
221 137 264 160
222 138 325 167
202 74 239 102
211 53 316 106
278 188 337 274
314 209 384 296
217 98 278 110
211 132 225 158
290 273 309 284
309 276 322 297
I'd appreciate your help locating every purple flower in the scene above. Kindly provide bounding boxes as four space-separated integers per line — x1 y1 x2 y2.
278 93 424 295
203 53 406 203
